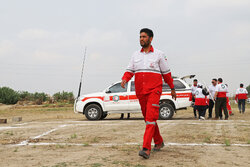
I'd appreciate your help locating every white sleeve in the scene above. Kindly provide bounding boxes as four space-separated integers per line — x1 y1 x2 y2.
159 52 171 74
245 89 248 94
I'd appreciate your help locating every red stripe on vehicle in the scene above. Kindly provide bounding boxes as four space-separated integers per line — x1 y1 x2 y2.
128 95 137 100
81 96 104 102
162 92 190 98
109 96 128 101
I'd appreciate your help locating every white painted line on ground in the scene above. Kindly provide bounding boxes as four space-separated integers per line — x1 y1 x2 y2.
159 122 249 126
166 142 250 147
0 127 23 131
9 142 250 147
72 123 122 126
14 123 29 126
11 120 249 127
16 125 68 146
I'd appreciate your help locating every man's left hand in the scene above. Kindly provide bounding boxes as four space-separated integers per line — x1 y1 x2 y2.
171 89 176 100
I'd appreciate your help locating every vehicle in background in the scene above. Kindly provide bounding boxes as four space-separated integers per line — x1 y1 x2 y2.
74 75 195 120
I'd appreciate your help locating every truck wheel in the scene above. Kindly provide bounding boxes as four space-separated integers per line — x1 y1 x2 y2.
100 112 108 120
84 104 103 120
159 103 174 120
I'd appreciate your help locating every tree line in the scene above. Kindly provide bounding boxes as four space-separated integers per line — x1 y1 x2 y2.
0 87 74 105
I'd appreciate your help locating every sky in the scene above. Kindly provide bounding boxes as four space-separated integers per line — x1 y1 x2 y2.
0 0 250 96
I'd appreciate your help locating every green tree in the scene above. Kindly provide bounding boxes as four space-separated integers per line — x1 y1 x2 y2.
0 87 20 104
246 84 250 96
53 91 74 103
18 91 33 101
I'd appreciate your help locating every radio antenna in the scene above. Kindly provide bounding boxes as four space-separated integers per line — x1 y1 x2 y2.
77 47 87 98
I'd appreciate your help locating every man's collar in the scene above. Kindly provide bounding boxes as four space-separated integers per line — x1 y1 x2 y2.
140 45 154 53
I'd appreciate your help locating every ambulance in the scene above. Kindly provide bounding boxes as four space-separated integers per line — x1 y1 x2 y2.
74 75 195 120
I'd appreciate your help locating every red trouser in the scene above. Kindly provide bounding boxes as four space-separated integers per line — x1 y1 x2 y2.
226 97 232 115
137 91 163 150
222 97 232 115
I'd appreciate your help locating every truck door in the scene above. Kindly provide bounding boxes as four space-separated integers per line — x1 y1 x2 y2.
104 82 129 111
128 81 141 111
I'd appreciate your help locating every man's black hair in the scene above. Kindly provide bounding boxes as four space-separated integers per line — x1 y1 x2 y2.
218 78 223 83
212 78 217 81
240 83 244 87
193 79 198 82
140 28 154 38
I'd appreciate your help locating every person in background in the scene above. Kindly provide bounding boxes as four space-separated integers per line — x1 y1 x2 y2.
225 84 233 116
208 78 217 119
191 79 198 118
194 83 209 120
120 113 130 119
235 83 248 114
214 78 229 120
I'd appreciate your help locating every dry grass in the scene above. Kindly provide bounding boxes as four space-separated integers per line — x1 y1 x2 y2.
0 104 250 167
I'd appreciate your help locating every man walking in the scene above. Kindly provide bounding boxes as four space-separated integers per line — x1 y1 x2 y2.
191 79 198 118
208 78 217 119
214 78 229 120
121 28 176 159
235 84 248 113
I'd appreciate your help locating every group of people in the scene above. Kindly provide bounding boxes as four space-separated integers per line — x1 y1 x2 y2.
191 78 248 120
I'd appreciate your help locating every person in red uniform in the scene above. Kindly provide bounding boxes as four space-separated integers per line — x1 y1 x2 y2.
220 84 233 119
121 28 176 159
225 84 233 116
235 83 248 113
214 78 229 120
194 83 209 120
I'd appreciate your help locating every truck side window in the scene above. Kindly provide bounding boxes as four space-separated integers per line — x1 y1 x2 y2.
162 80 186 92
109 83 127 93
131 81 135 92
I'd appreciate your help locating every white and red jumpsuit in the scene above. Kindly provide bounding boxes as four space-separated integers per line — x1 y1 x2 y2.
122 46 174 150
194 87 208 118
235 87 248 113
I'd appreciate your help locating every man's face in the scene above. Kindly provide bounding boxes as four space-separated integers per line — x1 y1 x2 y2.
212 80 217 86
194 81 197 86
140 32 152 48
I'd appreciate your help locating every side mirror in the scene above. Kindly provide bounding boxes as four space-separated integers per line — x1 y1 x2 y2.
105 90 111 94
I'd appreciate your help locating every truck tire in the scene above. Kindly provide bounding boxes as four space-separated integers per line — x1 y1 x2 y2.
84 104 103 120
100 112 108 120
159 103 174 120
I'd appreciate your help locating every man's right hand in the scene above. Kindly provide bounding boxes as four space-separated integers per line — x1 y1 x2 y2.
171 89 176 100
121 80 127 88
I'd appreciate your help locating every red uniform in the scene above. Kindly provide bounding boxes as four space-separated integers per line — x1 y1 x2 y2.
226 97 232 115
122 46 174 150
235 88 248 100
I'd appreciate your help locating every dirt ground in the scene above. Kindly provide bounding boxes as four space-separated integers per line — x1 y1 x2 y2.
0 103 250 167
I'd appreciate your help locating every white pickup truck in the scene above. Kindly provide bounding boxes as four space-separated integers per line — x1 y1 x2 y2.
74 75 194 120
